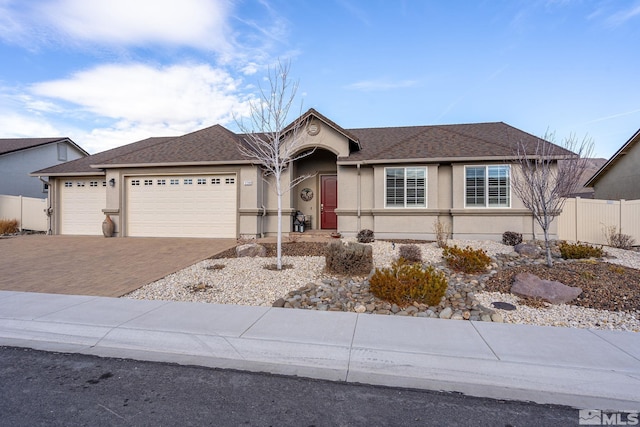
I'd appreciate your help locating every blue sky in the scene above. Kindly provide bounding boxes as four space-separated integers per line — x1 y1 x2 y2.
1 0 639 157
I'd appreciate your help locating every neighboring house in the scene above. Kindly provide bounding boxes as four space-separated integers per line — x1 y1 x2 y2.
0 137 88 199
32 109 569 240
585 128 640 201
564 157 607 198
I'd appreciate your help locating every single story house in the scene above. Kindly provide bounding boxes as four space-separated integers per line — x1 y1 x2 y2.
1 137 88 199
32 109 567 240
585 128 640 201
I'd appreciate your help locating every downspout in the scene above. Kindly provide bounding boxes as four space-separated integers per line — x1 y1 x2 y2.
357 163 361 231
260 177 266 238
38 176 53 235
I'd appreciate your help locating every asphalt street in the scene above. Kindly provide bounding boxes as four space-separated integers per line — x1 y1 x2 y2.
0 346 581 427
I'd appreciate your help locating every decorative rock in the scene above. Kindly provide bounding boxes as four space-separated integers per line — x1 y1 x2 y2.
236 243 267 257
451 312 464 320
491 301 516 311
480 314 492 322
354 304 367 313
439 307 453 319
511 273 582 304
272 298 285 308
491 313 504 323
514 243 541 258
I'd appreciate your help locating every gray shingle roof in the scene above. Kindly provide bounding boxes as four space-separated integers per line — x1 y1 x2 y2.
34 110 572 176
32 137 175 175
1 137 87 156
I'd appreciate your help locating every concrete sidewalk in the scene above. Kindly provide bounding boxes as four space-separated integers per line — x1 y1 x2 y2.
1 290 639 411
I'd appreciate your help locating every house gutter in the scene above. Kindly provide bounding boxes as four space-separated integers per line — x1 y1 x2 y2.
357 163 361 230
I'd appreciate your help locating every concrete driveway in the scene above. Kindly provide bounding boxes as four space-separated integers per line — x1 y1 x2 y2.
0 235 237 297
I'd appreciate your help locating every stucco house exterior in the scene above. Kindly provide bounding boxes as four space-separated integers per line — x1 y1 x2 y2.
33 109 567 240
1 137 88 199
585 128 640 201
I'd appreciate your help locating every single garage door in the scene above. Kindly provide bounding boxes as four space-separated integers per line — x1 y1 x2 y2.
126 174 237 238
59 178 106 235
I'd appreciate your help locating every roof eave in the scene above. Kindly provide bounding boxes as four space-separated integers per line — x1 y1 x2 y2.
584 128 640 188
92 160 255 169
30 171 106 177
337 155 564 165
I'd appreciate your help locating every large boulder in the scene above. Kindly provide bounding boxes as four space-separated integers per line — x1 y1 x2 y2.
236 243 267 258
511 273 582 304
514 243 541 258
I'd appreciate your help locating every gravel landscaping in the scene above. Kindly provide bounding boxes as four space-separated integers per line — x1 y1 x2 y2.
123 239 640 332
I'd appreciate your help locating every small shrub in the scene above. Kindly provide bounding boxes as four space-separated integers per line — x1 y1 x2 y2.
602 225 635 250
398 244 422 263
356 229 375 243
608 265 626 275
502 231 523 246
325 241 373 276
0 218 19 235
558 241 604 259
370 259 448 307
433 218 451 248
442 245 492 274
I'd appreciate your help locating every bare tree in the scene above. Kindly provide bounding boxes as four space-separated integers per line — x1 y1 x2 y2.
511 131 594 267
234 61 314 270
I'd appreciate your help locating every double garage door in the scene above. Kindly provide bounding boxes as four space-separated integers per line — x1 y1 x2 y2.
126 174 237 238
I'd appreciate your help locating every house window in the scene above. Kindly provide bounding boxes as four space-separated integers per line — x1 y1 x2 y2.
64 182 73 188
157 179 166 185
385 167 426 208
184 178 193 185
465 165 510 207
131 180 140 186
211 178 221 184
170 179 179 185
197 178 206 185
225 178 235 184
57 143 67 161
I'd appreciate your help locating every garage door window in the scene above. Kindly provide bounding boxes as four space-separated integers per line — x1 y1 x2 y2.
157 179 166 185
64 182 73 187
211 178 221 184
131 180 140 186
170 179 179 185
77 182 85 187
184 179 193 185
197 178 206 185
225 178 235 184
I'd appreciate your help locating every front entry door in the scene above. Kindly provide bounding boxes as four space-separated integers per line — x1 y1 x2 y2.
321 175 338 229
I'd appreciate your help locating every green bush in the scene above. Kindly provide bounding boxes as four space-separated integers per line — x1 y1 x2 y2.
559 241 604 259
502 231 523 246
356 229 375 243
370 259 448 306
398 244 422 263
325 241 373 276
442 245 491 274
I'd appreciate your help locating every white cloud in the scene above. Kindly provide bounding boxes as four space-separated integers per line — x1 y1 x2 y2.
31 62 250 126
0 111 63 137
605 2 640 27
1 0 233 51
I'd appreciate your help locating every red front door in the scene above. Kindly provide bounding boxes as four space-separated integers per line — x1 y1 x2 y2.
321 175 338 229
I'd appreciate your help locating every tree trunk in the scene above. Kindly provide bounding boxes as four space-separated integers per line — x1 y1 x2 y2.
543 227 553 267
276 181 283 270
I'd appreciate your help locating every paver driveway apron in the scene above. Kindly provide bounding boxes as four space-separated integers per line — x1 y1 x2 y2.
0 235 236 297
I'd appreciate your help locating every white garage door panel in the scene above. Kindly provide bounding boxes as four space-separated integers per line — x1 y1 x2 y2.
59 178 106 235
127 175 236 238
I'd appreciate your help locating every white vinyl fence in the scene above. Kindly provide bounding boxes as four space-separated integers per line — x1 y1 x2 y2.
558 197 640 246
0 195 48 232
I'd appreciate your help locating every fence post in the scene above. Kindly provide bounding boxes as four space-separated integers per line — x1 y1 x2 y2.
574 197 580 242
19 195 23 231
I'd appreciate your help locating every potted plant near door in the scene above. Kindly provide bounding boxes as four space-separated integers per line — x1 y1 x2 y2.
102 215 114 237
